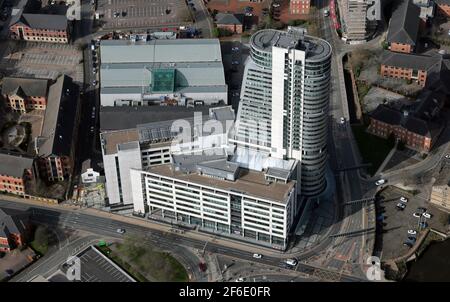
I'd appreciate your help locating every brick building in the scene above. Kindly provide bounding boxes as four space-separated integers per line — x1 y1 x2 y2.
1 77 49 113
0 208 30 252
0 153 37 196
34 75 80 182
9 11 69 44
380 51 444 86
290 0 310 15
368 91 445 152
435 0 450 17
386 0 420 53
215 13 244 34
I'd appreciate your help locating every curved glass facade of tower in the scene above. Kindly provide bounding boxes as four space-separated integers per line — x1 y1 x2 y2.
232 28 332 197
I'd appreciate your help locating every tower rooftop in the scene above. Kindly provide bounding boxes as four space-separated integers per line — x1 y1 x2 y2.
250 28 331 61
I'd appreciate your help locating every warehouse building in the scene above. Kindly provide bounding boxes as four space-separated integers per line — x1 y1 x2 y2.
99 39 227 107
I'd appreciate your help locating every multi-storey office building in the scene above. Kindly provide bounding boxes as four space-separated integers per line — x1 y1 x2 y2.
100 106 235 209
129 152 297 250
231 28 332 196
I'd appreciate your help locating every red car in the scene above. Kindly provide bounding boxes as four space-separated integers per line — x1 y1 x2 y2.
198 262 207 272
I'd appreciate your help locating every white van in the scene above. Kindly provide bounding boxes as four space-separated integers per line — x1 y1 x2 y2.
285 258 298 266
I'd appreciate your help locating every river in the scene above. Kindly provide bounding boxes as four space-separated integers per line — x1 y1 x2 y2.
403 238 450 282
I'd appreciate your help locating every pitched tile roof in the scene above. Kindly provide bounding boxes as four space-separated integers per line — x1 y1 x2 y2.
2 77 49 97
10 13 68 31
0 152 34 178
387 0 420 46
37 75 78 157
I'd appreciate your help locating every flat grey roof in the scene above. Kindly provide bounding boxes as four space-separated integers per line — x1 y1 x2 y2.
266 167 291 180
145 164 296 203
250 28 331 61
0 152 34 178
99 105 215 131
100 39 223 64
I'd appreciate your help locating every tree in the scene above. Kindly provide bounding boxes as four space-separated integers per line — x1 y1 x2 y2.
212 28 220 38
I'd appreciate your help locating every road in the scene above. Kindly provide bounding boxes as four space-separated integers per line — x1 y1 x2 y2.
0 199 365 282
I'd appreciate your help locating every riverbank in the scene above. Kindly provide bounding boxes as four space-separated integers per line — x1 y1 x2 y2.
382 229 448 281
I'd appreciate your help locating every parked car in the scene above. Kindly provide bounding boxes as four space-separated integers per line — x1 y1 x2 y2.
198 262 207 272
116 228 125 234
400 196 408 203
417 207 427 213
340 117 345 124
323 9 330 17
445 154 450 159
396 203 406 210
413 212 421 218
90 126 94 133
284 258 298 266
407 229 417 235
403 241 413 248
422 212 432 219
375 179 386 186
235 277 245 282
232 46 239 52
232 61 239 65
253 253 262 259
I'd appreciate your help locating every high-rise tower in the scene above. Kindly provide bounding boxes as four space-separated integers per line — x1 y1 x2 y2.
231 28 332 196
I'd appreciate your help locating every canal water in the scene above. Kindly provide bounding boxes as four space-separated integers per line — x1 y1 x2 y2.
403 239 450 282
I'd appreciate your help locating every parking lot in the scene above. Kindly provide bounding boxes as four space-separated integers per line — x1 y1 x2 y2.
376 186 431 261
96 0 191 30
60 246 135 282
0 41 84 83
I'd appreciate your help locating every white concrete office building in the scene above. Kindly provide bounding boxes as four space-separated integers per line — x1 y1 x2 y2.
231 28 332 196
99 39 227 107
129 156 297 249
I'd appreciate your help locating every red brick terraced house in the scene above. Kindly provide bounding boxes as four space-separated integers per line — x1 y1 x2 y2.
9 11 69 44
368 90 445 152
1 77 49 113
0 152 37 196
0 208 30 252
34 75 80 182
386 0 420 53
435 0 450 17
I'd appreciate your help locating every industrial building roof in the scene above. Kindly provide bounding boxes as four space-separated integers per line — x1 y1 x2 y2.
99 105 215 131
100 39 223 64
100 62 226 88
0 153 34 178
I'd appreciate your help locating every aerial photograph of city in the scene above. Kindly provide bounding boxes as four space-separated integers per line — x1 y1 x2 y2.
0 0 449 290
